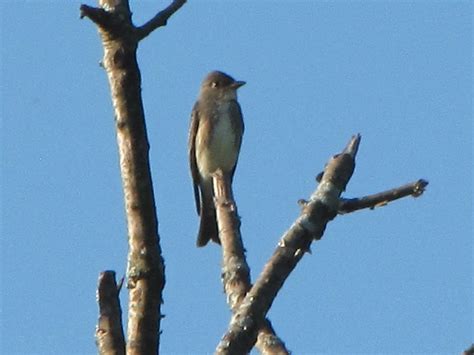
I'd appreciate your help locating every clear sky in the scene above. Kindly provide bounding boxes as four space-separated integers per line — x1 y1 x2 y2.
1 1 472 354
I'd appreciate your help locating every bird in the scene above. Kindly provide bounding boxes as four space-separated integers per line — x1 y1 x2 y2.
188 71 245 247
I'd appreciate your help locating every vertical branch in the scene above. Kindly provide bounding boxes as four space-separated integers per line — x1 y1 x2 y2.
81 0 185 352
213 170 290 354
96 9 164 353
212 170 249 308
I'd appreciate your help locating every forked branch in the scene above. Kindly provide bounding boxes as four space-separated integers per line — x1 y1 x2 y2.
216 134 428 354
216 135 361 354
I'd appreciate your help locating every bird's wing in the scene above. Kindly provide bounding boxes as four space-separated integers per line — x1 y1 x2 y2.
229 100 244 181
188 102 201 215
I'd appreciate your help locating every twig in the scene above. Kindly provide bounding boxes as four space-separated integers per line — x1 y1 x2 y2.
338 179 428 214
136 0 187 40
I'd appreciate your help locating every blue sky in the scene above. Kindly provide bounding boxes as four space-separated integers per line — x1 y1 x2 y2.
1 1 472 354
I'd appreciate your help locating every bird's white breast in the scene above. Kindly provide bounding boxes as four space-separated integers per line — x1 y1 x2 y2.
197 102 239 177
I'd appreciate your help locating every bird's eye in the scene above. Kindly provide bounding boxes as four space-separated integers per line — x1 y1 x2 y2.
210 81 218 88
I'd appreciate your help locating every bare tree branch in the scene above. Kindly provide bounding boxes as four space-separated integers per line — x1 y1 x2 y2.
81 0 185 353
95 271 126 355
213 171 290 354
216 134 429 353
212 170 249 308
136 0 187 40
338 179 428 213
216 135 361 354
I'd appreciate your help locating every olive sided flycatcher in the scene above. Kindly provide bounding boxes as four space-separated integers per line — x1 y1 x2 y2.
188 71 245 247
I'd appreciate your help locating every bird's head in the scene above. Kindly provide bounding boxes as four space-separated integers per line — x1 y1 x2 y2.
200 71 246 101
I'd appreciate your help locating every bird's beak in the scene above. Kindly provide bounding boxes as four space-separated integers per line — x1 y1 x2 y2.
231 80 246 89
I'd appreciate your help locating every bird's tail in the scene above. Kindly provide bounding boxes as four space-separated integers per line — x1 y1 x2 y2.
196 180 220 247
196 210 219 247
